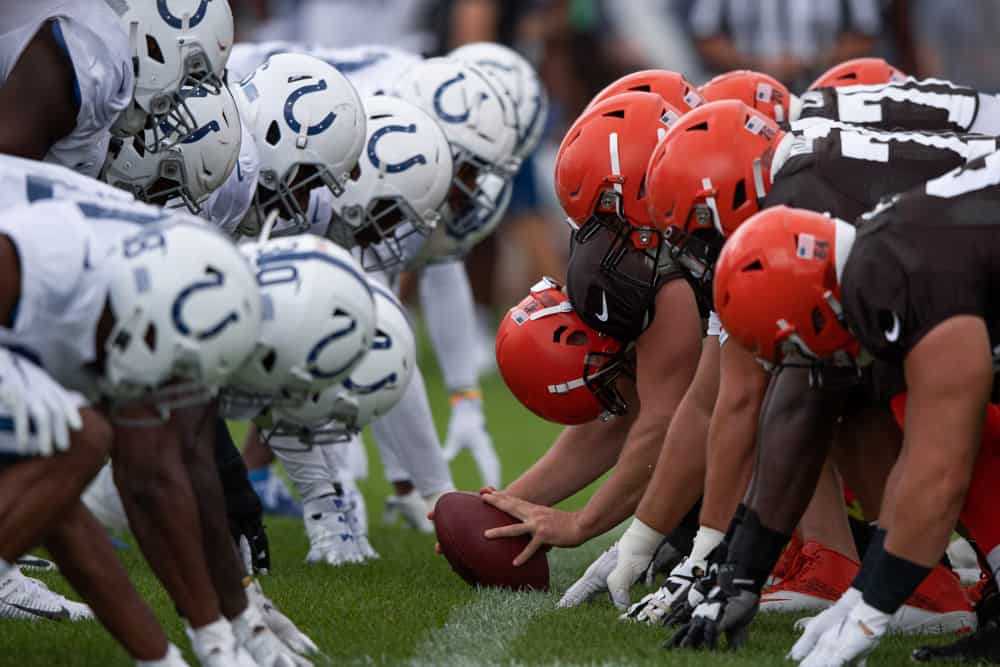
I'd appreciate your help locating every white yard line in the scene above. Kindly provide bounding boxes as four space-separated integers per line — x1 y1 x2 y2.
405 527 624 667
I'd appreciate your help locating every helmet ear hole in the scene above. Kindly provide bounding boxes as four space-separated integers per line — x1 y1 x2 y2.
143 322 158 352
566 330 589 346
266 121 281 146
732 179 747 209
552 325 567 343
742 259 763 272
602 110 625 119
260 349 277 373
811 307 826 335
146 35 165 64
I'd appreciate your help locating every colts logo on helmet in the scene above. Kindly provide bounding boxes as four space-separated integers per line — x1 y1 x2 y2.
157 0 213 29
284 80 336 136
433 72 488 124
367 124 427 173
344 369 398 395
172 268 240 341
307 319 366 380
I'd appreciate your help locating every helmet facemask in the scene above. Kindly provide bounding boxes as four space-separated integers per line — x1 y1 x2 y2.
582 346 634 418
333 195 439 272
255 163 352 234
440 148 511 240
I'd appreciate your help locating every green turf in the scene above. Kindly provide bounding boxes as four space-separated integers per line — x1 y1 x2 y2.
3 329 962 665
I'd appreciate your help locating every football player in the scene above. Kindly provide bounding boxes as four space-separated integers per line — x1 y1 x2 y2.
714 151 1000 665
628 104 993 647
484 90 703 572
0 199 259 666
0 0 131 172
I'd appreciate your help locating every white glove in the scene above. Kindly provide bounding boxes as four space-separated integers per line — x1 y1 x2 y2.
135 642 190 667
798 598 889 667
188 618 257 667
247 580 319 657
0 348 82 456
606 519 663 608
441 397 500 488
233 604 312 667
788 588 862 661
558 544 618 608
622 556 706 625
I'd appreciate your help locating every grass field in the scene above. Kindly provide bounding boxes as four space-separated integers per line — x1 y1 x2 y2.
3 326 960 665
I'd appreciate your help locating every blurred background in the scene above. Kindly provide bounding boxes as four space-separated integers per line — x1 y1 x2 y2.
233 0 1000 367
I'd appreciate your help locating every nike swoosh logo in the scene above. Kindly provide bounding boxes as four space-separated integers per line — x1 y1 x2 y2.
596 292 609 322
884 312 901 343
2 601 71 621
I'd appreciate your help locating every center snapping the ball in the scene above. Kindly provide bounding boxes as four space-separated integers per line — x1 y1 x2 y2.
433 492 550 591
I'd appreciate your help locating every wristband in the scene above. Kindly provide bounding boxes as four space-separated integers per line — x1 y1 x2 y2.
851 527 885 592
449 388 482 405
860 542 931 614
690 525 726 563
726 508 792 592
620 518 665 559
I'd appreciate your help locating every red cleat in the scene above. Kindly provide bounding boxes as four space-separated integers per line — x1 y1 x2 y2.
760 542 859 613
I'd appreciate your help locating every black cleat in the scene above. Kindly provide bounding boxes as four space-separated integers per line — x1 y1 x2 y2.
913 619 1000 663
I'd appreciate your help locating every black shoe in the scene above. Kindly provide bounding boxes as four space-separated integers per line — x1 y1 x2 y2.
913 619 1000 663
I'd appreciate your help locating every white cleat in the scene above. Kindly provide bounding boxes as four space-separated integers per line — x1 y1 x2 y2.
0 567 93 621
304 495 364 566
342 487 378 561
384 489 434 533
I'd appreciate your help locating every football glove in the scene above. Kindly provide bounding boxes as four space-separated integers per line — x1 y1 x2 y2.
188 618 258 667
0 348 82 457
788 588 862 661
233 603 312 667
441 397 500 489
558 544 619 608
623 557 707 625
798 599 889 667
247 579 319 657
667 564 759 650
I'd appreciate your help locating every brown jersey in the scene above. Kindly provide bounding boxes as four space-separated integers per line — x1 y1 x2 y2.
842 150 1000 366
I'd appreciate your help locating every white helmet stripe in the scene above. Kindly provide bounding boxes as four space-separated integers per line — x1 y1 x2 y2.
609 132 623 194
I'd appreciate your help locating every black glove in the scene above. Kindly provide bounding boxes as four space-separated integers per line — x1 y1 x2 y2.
231 513 271 575
666 564 760 650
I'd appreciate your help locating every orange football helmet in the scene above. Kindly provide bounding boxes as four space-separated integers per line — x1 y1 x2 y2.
556 91 682 278
587 70 703 112
808 58 907 90
645 100 784 286
699 70 793 124
713 206 859 367
495 278 632 424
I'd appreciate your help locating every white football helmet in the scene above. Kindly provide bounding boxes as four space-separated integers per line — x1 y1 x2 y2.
101 86 241 214
450 42 549 160
223 234 375 413
235 53 366 233
268 282 415 446
326 95 453 271
391 57 518 242
110 0 234 145
101 216 260 411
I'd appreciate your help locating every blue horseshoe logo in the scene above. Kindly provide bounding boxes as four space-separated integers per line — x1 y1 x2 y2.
284 79 336 136
432 72 487 124
157 0 212 30
344 372 398 395
367 124 427 173
307 320 363 379
171 269 240 340
181 120 221 144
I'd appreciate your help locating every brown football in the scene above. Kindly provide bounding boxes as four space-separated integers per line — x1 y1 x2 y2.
434 491 550 591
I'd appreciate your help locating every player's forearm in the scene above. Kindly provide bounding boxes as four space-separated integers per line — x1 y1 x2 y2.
700 401 758 531
576 410 670 540
505 420 627 506
112 453 221 627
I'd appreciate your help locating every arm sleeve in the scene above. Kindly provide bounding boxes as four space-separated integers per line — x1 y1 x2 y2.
418 260 480 393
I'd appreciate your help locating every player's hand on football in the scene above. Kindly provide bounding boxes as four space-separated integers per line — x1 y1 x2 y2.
480 490 583 566
0 347 82 456
667 565 759 651
442 397 501 488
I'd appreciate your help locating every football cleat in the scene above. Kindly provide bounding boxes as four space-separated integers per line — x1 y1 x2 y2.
767 531 803 587
341 483 378 561
0 568 93 621
913 618 1000 663
15 556 57 572
384 489 434 534
248 466 303 518
760 542 859 613
304 495 364 566
890 563 976 635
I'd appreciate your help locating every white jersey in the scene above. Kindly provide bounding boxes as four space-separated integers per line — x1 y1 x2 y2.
0 0 132 176
0 200 141 399
202 119 260 235
228 42 421 96
0 153 135 211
